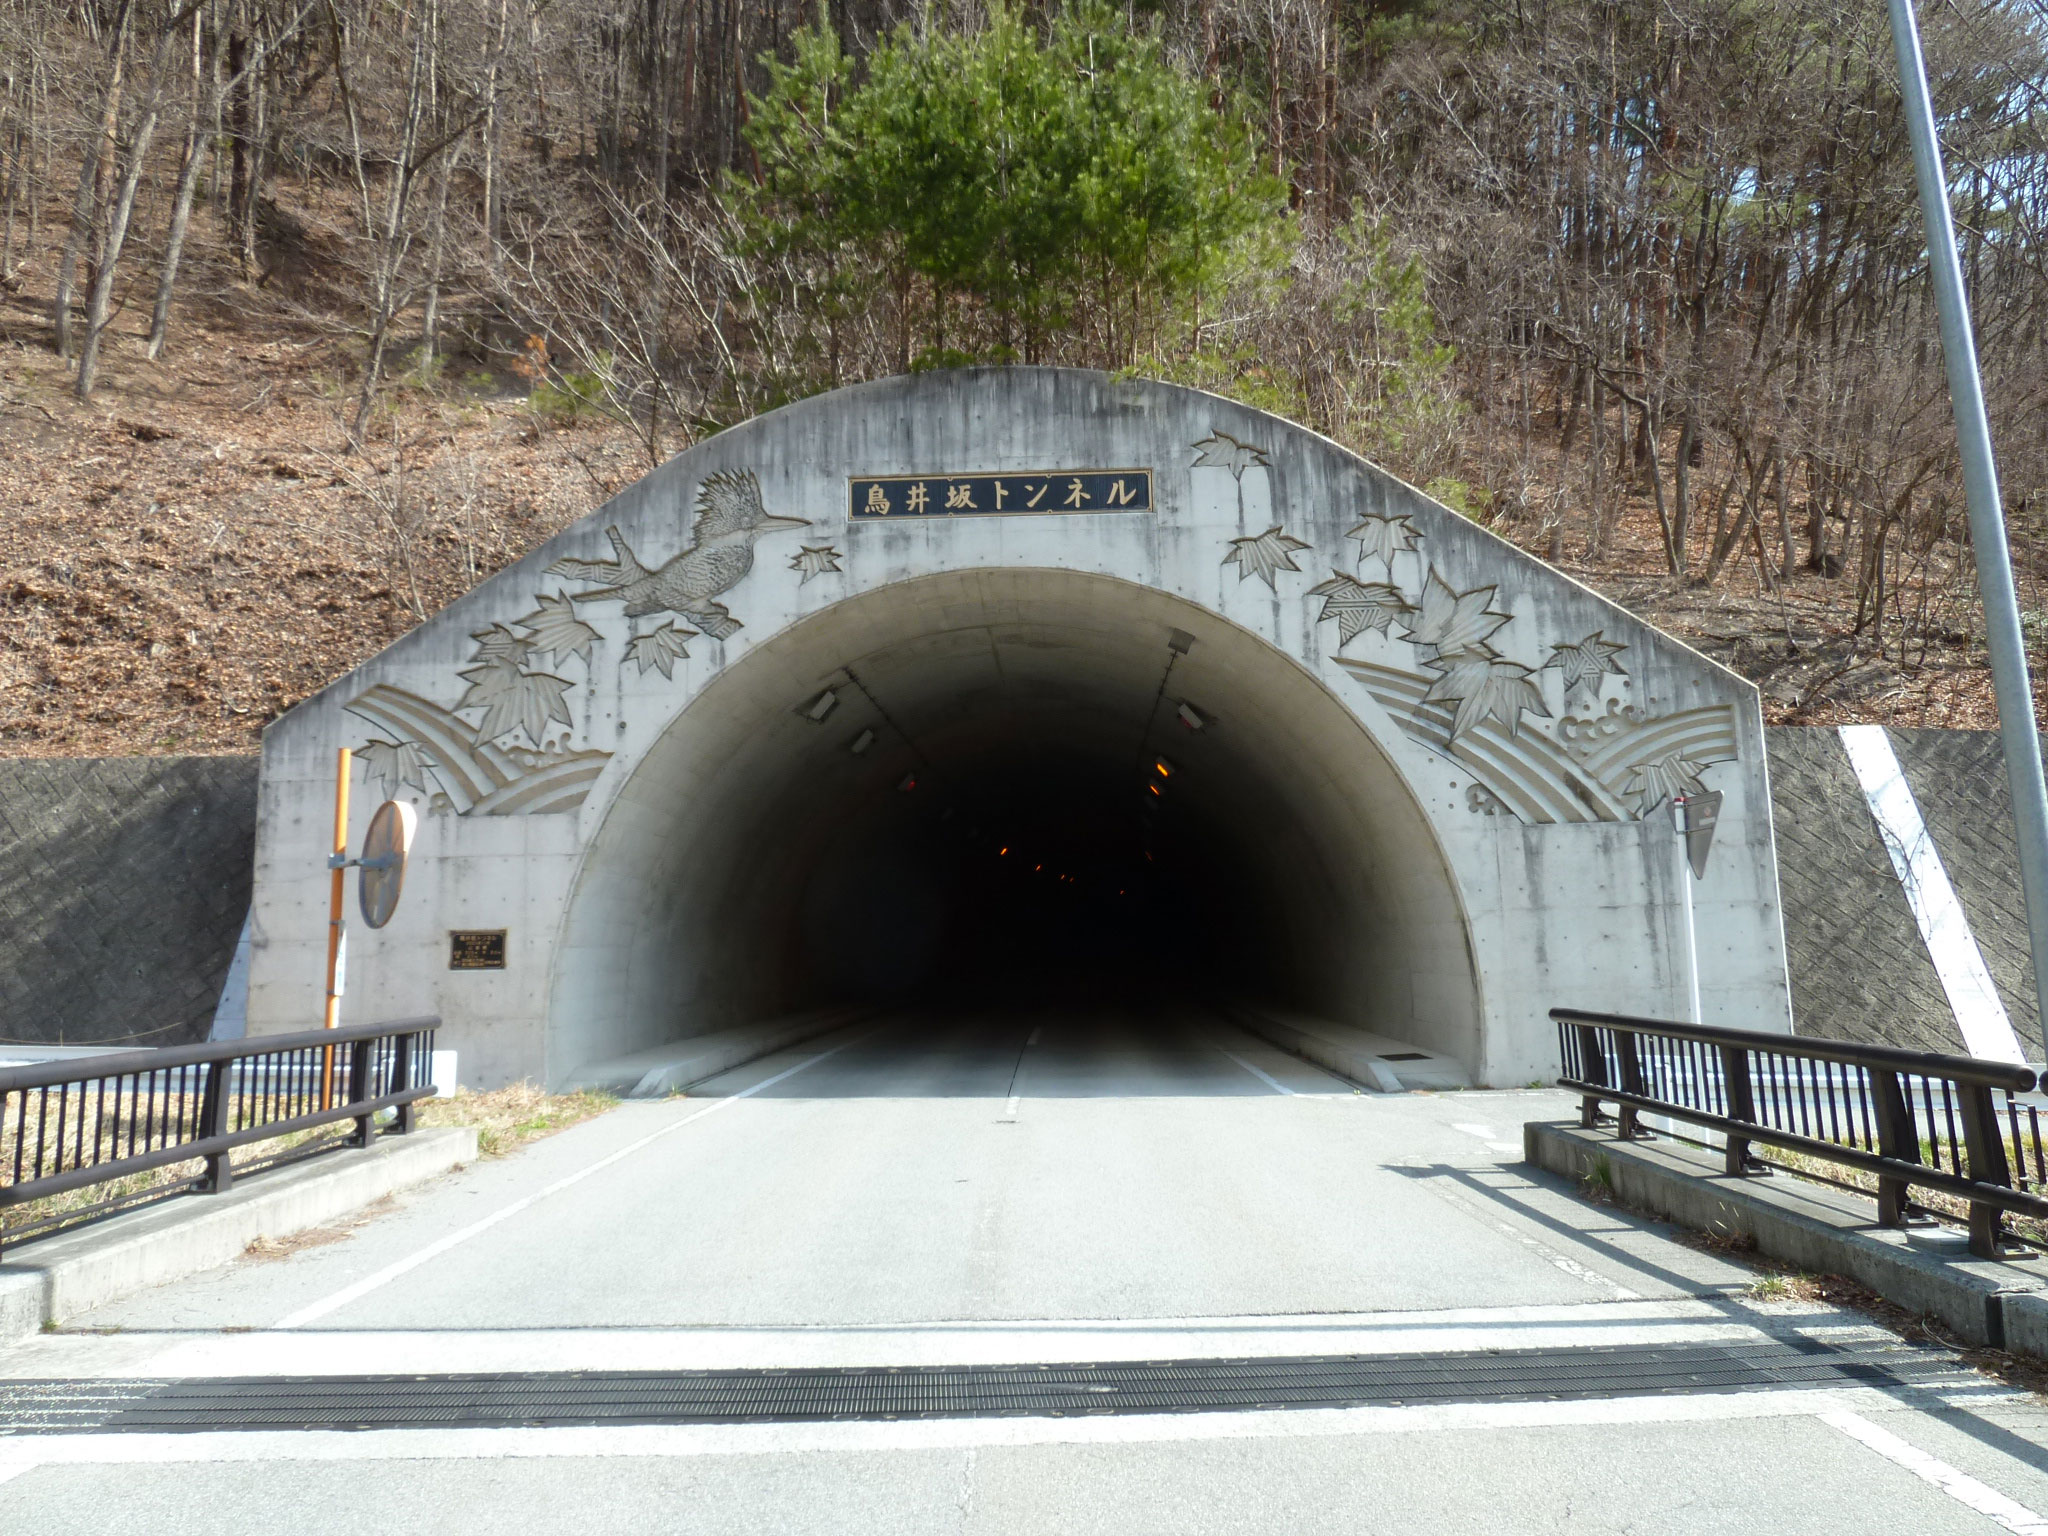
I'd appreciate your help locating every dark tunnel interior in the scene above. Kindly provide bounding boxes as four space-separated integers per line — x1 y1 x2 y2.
551 569 1480 1079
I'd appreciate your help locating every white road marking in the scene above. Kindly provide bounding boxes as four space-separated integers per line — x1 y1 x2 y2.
1220 1049 1296 1095
1025 1026 1043 1046
12 1310 1840 1380
0 1386 1904 1475
1838 724 2026 1064
1452 1121 1522 1153
1001 1094 1020 1120
266 1035 869 1331
1822 1408 2048 1535
6 1298 1790 1379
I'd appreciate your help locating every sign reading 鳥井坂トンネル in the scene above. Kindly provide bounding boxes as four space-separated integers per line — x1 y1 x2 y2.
850 470 1152 520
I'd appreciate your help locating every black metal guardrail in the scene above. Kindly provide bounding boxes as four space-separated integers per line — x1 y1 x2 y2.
1553 1007 2048 1259
0 1017 438 1256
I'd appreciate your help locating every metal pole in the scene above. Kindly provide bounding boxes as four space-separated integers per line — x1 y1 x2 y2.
322 746 351 1108
1888 0 2048 1049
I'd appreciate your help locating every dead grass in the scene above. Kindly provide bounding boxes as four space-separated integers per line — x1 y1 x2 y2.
415 1081 616 1157
0 1112 343 1244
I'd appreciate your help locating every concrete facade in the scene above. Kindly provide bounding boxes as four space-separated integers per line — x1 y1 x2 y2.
246 369 1792 1087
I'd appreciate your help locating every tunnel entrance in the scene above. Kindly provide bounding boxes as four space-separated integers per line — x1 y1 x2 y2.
550 568 1479 1083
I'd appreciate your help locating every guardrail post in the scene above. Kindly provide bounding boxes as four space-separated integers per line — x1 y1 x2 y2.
347 1037 375 1146
390 1033 418 1136
1575 1023 1606 1128
1615 1031 1646 1140
199 1058 234 1194
1958 1082 2016 1258
1719 1044 1756 1176
1870 1070 1920 1228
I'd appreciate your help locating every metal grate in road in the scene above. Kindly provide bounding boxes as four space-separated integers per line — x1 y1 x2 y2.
0 1337 1967 1435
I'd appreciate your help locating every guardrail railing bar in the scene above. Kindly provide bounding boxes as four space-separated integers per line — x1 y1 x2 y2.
1554 1007 2048 1258
0 1017 439 1259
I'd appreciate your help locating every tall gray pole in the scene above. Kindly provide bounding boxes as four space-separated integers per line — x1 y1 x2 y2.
1888 0 2048 1054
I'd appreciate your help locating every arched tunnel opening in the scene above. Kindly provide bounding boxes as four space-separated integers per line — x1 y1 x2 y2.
550 568 1480 1083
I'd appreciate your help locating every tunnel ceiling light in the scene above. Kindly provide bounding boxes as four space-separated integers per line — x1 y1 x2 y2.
849 728 875 755
1167 628 1196 656
1153 757 1175 778
1147 783 1161 797
1000 846 1009 855
803 688 839 723
1176 702 1207 732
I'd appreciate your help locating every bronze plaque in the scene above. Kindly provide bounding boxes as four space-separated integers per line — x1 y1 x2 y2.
449 930 507 970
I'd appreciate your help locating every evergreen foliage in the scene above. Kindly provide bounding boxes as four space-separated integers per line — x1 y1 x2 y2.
730 2 1284 379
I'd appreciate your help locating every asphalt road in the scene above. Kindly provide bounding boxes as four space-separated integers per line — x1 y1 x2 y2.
5 1005 2048 1534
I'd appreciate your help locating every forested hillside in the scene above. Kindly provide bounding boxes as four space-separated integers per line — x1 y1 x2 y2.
2 0 2044 754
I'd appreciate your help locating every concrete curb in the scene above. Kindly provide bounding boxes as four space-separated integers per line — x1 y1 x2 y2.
1524 1120 2045 1349
564 1010 865 1098
0 1126 477 1348
1227 1008 1469 1093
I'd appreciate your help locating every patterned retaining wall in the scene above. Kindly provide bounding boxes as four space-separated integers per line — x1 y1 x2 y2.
0 756 256 1047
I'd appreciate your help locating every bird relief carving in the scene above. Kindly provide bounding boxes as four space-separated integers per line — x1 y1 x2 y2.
548 469 810 638
347 467 811 816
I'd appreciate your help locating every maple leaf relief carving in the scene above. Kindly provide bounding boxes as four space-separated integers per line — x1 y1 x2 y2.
1623 752 1707 817
1344 512 1421 570
358 738 434 799
790 545 843 585
1401 570 1513 658
468 624 530 665
1222 526 1311 589
456 658 574 746
1420 650 1552 740
1545 632 1629 697
1191 430 1269 479
626 622 697 679
518 592 600 667
1309 575 1412 646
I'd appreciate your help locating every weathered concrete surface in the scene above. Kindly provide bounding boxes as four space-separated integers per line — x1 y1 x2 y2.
1888 727 2044 1058
0 1126 476 1346
0 755 256 1047
248 369 1791 1089
565 1007 865 1096
1524 1119 2043 1347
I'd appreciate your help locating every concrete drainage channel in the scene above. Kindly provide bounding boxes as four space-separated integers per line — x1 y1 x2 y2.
0 1337 1973 1433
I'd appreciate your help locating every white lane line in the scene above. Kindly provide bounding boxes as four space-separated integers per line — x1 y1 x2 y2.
1220 1049 1296 1095
1001 1093 1020 1120
0 1386 1885 1472
1822 1408 2048 1534
1838 724 2026 1064
267 1035 868 1331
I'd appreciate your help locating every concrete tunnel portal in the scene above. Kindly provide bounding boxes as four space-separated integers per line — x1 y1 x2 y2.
551 569 1479 1074
246 369 1792 1089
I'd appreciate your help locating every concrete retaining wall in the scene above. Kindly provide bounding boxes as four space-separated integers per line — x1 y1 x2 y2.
0 755 257 1047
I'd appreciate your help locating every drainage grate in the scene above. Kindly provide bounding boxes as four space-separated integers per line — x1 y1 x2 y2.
0 1338 1963 1436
